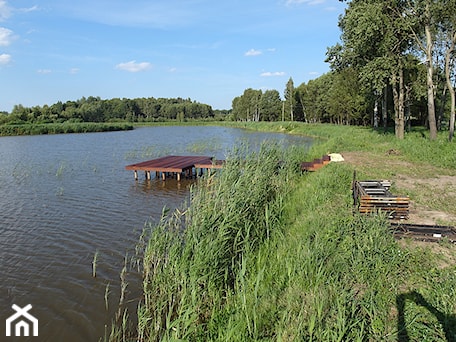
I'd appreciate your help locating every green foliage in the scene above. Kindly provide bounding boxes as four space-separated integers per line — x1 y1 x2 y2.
2 96 217 128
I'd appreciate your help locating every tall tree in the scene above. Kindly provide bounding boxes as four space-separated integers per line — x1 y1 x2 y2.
231 89 262 121
333 0 414 138
439 0 456 141
259 90 282 121
401 0 439 139
327 68 367 125
284 77 295 121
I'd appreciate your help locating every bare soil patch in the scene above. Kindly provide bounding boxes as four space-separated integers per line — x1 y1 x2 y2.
341 151 456 226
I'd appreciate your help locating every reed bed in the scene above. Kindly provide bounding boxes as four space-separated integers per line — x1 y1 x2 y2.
107 124 456 341
0 122 133 136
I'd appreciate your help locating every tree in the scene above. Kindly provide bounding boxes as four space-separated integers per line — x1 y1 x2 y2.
284 78 295 121
327 68 368 124
231 89 262 121
439 0 456 141
300 74 333 123
295 83 308 122
333 0 414 138
259 90 282 121
400 0 440 140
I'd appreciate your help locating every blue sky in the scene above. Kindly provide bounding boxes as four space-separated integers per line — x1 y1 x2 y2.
0 0 346 112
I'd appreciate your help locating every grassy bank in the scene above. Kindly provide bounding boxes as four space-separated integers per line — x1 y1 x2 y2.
107 123 456 341
0 122 134 136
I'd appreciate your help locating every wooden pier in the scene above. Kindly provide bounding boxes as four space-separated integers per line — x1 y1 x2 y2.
301 155 331 172
125 155 224 181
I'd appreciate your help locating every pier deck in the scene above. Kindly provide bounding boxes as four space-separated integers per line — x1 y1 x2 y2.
125 155 223 181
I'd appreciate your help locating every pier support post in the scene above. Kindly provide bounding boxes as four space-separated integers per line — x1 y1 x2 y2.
134 170 138 181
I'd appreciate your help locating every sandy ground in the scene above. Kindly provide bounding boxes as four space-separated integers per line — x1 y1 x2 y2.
341 151 456 226
340 150 456 268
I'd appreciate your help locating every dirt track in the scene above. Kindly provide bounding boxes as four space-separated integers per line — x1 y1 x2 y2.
342 151 456 226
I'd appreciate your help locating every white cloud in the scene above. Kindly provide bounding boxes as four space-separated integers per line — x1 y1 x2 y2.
0 27 13 46
69 68 79 74
0 0 11 21
260 71 285 77
0 52 11 64
19 5 39 13
115 60 152 72
245 48 262 57
37 69 52 74
309 71 319 76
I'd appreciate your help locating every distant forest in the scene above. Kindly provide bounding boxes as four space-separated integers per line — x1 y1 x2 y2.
0 96 228 125
2 0 455 142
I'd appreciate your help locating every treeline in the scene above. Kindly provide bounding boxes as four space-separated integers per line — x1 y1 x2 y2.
232 0 456 141
1 96 217 125
232 72 428 126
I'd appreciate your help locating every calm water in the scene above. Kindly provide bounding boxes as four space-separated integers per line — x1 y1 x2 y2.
0 126 312 341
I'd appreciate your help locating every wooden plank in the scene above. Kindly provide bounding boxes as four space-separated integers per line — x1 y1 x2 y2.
353 179 409 219
194 159 225 169
126 155 213 173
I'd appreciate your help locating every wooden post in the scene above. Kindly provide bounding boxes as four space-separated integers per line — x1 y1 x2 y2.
134 170 138 180
177 172 181 181
162 172 166 181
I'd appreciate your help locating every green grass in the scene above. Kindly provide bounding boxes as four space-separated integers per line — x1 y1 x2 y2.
106 123 456 341
0 122 133 136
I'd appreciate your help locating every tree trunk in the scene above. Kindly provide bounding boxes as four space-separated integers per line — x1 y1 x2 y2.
398 68 405 139
290 100 294 121
299 94 307 123
438 85 447 131
405 85 411 132
424 8 438 140
373 98 379 128
446 31 456 141
392 69 405 139
383 86 388 133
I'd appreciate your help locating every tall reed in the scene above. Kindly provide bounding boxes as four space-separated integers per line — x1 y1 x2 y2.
108 142 302 341
107 123 456 341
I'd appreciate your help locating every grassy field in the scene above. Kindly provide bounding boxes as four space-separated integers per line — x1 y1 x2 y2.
107 123 456 341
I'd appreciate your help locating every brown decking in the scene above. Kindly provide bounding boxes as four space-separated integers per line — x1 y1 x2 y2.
125 155 224 181
194 159 225 169
301 155 331 172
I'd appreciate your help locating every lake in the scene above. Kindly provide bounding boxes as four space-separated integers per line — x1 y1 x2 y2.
0 125 312 341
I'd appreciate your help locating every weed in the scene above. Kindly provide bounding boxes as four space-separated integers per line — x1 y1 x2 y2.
92 250 99 278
